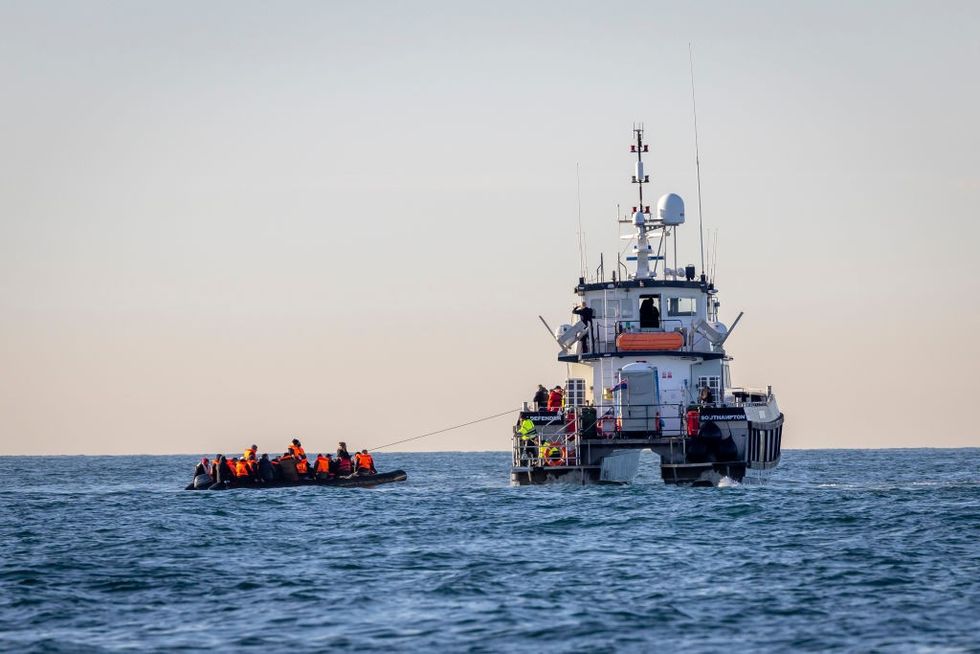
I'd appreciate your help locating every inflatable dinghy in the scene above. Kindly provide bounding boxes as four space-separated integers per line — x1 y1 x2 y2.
185 470 407 491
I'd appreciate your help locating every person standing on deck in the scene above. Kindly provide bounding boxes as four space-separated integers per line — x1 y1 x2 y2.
533 385 548 411
572 301 595 352
547 386 564 411
639 297 660 329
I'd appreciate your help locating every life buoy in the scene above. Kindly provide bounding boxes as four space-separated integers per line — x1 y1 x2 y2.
546 447 567 466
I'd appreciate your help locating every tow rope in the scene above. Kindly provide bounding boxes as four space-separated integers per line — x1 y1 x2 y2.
368 409 520 451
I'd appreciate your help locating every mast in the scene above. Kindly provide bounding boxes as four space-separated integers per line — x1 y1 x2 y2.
630 125 652 279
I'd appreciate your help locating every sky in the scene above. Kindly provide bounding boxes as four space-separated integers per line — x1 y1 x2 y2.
0 1 978 455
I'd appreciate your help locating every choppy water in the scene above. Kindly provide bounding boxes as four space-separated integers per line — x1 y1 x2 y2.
1 449 979 652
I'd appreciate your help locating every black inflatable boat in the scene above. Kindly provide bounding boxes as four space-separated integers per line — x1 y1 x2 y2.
185 470 407 491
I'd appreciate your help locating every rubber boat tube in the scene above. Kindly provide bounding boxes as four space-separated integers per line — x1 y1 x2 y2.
185 470 408 491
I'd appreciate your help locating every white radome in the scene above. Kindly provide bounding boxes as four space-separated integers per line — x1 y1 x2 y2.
658 193 685 225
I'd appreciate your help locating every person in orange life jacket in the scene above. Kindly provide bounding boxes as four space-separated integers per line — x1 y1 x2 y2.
209 455 222 480
288 438 306 460
211 455 231 484
243 444 257 461
547 386 564 411
294 453 311 477
314 453 332 479
234 457 252 479
354 449 376 474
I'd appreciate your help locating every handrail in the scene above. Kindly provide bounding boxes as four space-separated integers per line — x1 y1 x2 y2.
581 318 690 355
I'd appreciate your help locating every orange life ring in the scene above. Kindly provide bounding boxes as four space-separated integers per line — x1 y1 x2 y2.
546 447 567 466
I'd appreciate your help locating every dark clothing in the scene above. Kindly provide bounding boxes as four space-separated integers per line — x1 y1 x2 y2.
193 463 207 477
533 388 548 410
573 305 595 352
337 447 350 460
214 458 233 484
258 457 275 482
639 299 660 329
572 306 594 324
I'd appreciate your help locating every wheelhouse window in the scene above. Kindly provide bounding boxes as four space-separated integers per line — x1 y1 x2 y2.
668 297 697 317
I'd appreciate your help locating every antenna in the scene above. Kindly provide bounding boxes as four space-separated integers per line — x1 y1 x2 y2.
689 43 706 278
576 163 585 279
630 124 652 279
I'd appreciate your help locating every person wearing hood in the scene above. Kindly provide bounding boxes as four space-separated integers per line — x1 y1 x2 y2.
258 453 275 482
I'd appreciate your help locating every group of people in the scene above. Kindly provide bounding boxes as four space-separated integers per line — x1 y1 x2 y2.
193 439 377 485
532 384 565 411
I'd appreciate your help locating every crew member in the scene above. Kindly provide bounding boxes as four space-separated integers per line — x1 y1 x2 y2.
539 441 561 464
517 418 538 464
572 301 595 352
532 385 548 411
699 384 715 405
639 297 660 329
547 386 564 411
354 449 376 474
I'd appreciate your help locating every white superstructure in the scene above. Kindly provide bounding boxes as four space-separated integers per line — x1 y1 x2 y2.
512 126 784 486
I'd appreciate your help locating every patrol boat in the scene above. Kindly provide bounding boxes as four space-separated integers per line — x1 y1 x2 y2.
512 126 784 486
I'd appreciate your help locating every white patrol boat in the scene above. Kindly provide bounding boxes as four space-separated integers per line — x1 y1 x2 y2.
512 126 784 486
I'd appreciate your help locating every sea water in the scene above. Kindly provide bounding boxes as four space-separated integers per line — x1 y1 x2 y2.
0 449 978 652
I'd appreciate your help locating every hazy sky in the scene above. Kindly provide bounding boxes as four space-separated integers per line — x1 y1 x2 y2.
1 1 977 455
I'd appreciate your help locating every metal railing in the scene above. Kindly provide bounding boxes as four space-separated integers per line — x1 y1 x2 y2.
511 403 697 468
578 318 692 356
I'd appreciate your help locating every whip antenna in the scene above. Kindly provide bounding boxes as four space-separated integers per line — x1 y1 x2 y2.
689 43 706 277
576 163 586 279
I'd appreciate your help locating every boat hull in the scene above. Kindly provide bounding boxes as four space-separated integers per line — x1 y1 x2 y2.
185 470 407 491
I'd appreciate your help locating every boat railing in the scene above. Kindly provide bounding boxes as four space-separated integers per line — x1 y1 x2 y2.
586 318 690 355
583 403 690 439
512 403 694 467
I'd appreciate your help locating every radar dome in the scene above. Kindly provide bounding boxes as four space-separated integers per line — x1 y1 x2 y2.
658 193 685 226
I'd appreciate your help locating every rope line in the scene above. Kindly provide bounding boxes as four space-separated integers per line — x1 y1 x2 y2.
368 409 520 452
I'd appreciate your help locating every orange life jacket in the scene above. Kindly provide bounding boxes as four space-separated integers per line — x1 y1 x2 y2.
235 459 249 477
358 453 374 469
289 445 306 459
295 458 309 474
243 448 256 461
315 456 330 473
